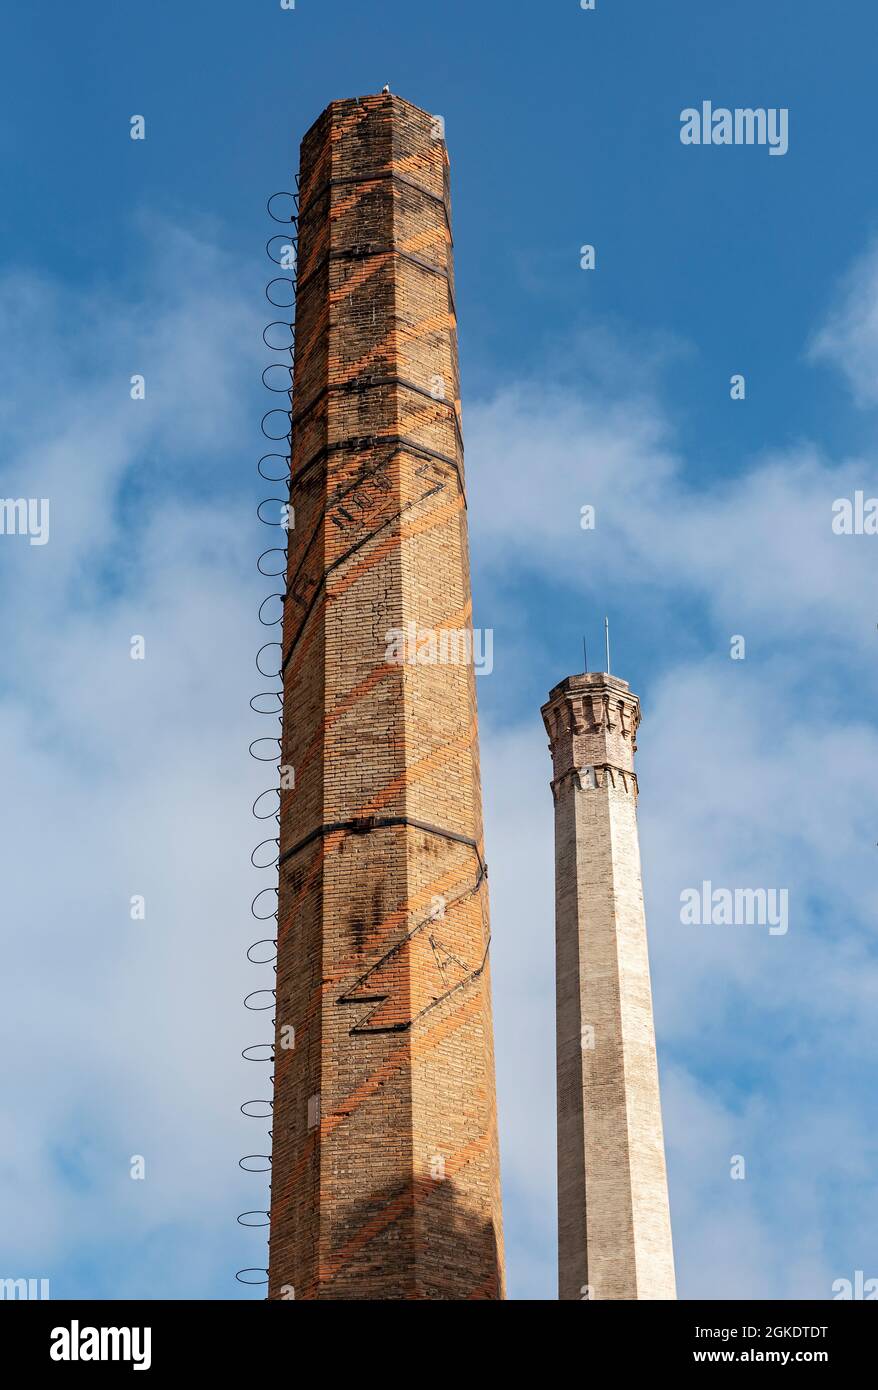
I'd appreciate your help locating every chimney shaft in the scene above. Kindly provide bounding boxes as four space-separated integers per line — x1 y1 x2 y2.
542 672 676 1300
267 93 504 1301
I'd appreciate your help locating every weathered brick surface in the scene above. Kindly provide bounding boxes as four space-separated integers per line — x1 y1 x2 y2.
267 93 504 1301
542 674 676 1301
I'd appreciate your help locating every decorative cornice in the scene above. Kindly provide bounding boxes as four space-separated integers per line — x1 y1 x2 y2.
550 761 639 803
541 686 641 755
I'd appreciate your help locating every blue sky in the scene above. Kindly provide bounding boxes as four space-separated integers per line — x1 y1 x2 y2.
1 0 877 1300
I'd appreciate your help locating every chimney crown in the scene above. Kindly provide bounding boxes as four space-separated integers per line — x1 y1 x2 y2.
541 671 641 786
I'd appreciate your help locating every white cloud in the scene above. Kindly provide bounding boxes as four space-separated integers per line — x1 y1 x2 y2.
0 223 271 1297
468 388 878 659
809 239 878 407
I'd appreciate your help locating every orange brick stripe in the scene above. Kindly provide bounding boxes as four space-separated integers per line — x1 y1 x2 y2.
273 703 484 1070
286 443 462 618
392 151 445 198
342 310 456 380
333 851 478 973
289 662 399 787
290 655 438 795
271 987 486 1226
288 594 473 785
327 251 391 304
278 706 482 934
357 716 477 819
317 1129 494 1286
275 732 483 1030
400 225 450 259
299 193 450 293
273 849 486 1077
282 487 465 680
281 589 475 825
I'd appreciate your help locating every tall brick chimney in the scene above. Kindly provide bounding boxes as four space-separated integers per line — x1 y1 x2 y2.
541 672 676 1300
267 93 504 1300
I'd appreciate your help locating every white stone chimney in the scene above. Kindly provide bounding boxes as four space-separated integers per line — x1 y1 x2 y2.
542 672 676 1301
